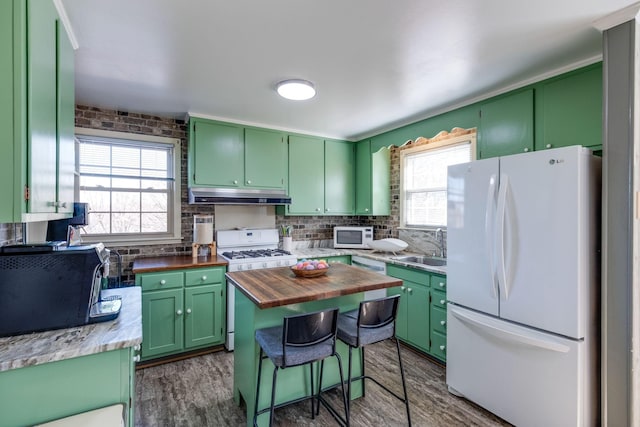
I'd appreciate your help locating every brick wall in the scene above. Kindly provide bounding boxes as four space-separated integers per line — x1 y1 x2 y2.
75 105 392 282
0 223 22 246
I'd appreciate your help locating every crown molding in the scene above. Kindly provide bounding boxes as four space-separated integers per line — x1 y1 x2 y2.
593 2 640 32
53 0 79 50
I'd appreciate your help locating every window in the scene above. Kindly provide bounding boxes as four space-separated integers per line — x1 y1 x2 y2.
75 128 182 244
400 133 476 228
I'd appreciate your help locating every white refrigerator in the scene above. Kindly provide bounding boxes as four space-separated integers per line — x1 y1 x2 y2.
446 146 601 427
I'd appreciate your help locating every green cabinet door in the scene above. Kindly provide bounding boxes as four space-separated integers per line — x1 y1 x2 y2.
191 119 244 187
287 135 325 214
541 65 602 150
356 140 390 216
184 284 223 349
405 281 430 352
0 1 17 222
479 89 534 159
141 288 184 358
27 0 58 214
387 285 407 340
355 140 372 215
324 139 354 215
245 128 287 189
56 19 74 214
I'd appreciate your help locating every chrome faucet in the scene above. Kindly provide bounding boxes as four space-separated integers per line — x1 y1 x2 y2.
435 228 446 258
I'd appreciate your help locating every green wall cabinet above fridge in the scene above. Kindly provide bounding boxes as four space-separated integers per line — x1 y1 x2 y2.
478 89 534 159
0 0 76 223
188 117 287 190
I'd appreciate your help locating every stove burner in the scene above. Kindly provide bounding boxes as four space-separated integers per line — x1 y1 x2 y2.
222 249 292 260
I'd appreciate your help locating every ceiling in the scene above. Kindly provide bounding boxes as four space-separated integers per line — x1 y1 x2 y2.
60 0 636 141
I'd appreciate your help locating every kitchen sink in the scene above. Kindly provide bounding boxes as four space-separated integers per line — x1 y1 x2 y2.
393 255 447 267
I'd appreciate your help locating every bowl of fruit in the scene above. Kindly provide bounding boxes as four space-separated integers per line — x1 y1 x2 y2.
291 259 330 278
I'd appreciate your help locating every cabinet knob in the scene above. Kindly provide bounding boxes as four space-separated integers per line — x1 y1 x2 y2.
440 320 446 326
546 144 552 149
439 345 446 351
365 208 369 212
233 180 238 185
440 299 446 305
186 308 192 314
160 279 166 285
439 282 445 288
523 147 529 152
316 208 321 212
407 288 413 294
134 345 141 351
326 208 330 212
176 309 183 316
400 286 406 292
246 180 252 184
201 275 207 281
133 355 141 363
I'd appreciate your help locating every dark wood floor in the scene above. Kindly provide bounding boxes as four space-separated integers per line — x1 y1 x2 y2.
135 340 511 426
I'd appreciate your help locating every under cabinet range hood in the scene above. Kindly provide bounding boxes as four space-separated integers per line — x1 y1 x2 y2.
188 187 291 205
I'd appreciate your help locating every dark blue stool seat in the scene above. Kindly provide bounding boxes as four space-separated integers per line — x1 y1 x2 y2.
336 295 411 426
253 307 349 426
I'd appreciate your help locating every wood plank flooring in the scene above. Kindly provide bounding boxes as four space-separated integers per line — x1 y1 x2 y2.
135 340 511 426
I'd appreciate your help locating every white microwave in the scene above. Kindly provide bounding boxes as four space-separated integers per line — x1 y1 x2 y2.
333 226 374 249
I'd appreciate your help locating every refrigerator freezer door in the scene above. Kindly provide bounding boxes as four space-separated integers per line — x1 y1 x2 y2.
446 305 595 427
497 146 597 339
447 158 500 316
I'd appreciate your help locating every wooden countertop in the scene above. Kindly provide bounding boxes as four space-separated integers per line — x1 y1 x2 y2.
226 263 402 309
132 255 228 274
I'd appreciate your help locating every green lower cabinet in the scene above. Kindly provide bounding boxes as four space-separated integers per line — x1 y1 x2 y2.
0 347 136 427
387 264 447 362
136 266 226 361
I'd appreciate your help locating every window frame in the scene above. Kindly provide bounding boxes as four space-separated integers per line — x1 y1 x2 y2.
399 132 476 230
74 127 183 246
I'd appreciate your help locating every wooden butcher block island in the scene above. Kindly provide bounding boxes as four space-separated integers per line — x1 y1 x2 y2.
226 262 401 309
226 263 402 427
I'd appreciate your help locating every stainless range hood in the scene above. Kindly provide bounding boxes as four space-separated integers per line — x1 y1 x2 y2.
188 187 291 205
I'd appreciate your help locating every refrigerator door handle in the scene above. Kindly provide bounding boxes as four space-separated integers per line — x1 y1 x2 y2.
450 307 570 353
485 174 498 299
496 174 509 300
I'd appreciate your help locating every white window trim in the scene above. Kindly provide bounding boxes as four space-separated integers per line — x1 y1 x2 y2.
74 127 183 246
399 132 477 230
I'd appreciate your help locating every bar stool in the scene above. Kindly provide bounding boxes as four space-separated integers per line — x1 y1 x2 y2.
253 307 349 426
336 294 411 426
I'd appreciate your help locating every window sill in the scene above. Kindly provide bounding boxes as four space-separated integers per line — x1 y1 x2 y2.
80 236 184 247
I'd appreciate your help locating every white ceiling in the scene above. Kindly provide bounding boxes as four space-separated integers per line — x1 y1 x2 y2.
61 0 636 141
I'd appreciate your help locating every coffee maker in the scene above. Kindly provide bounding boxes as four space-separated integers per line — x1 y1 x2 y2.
0 242 121 337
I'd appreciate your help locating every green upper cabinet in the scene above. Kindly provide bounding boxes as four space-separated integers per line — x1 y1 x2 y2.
540 65 602 150
190 119 244 187
189 118 287 190
355 140 390 216
56 19 75 215
324 139 355 215
287 135 325 214
286 136 355 215
478 89 534 159
244 127 287 189
0 0 76 223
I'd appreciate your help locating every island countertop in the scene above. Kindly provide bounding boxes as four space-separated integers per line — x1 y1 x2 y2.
226 262 402 309
0 287 142 372
132 254 228 274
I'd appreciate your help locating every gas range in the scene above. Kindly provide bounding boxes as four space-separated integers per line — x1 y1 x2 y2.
217 229 297 272
217 228 298 351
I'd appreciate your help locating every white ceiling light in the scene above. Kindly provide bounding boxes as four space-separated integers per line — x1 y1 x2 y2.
276 79 316 101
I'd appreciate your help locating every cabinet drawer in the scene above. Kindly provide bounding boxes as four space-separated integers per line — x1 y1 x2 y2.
430 274 447 291
386 264 430 286
185 267 224 287
139 271 184 291
431 305 447 334
432 290 447 309
431 330 447 361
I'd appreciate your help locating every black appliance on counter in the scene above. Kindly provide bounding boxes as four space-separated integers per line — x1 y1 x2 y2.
46 202 90 242
0 242 121 337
